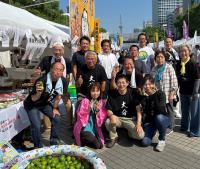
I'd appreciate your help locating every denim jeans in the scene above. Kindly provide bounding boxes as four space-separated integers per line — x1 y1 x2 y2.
189 95 200 136
180 94 192 131
26 104 61 147
166 103 174 129
142 114 170 147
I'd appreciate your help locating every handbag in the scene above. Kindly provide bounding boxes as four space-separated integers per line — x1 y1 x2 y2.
173 93 179 107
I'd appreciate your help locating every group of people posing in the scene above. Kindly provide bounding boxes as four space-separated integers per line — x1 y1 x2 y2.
24 33 200 153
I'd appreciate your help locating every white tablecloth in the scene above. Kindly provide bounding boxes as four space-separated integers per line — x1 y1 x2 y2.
0 102 30 142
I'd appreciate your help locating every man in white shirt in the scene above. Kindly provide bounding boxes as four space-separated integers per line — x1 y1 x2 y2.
164 37 181 120
98 39 119 90
138 33 155 74
164 37 179 69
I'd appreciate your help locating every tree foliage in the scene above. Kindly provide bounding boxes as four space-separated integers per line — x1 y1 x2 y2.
174 4 200 39
100 27 107 33
143 26 165 43
2 0 69 26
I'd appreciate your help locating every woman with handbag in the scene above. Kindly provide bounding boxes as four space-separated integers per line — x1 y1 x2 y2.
151 50 178 133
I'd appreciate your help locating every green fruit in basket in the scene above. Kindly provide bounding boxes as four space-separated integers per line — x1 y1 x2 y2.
60 155 66 162
48 156 53 160
26 155 92 169
69 165 76 169
71 156 76 161
66 155 71 162
41 160 47 165
51 162 56 167
75 163 82 169
41 156 46 161
73 160 77 165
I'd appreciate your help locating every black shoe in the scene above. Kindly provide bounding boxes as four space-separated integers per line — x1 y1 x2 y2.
106 138 118 148
50 139 60 146
187 133 196 138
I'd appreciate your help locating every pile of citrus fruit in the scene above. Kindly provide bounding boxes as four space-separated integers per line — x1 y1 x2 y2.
26 154 92 169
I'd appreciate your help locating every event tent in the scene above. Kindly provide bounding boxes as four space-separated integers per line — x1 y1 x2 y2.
0 2 70 45
0 1 71 64
0 2 70 57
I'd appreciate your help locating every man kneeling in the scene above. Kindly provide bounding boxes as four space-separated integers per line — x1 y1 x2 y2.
105 74 144 148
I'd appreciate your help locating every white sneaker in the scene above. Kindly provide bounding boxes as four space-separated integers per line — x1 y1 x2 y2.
156 140 165 152
175 112 181 118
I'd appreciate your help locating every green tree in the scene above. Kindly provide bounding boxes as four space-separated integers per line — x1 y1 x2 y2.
174 4 200 39
143 26 165 42
100 27 107 33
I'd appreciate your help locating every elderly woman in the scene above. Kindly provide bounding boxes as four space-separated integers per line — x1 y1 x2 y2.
176 45 200 137
151 50 178 133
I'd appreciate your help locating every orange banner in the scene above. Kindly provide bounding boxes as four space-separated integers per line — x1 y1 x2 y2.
70 0 95 40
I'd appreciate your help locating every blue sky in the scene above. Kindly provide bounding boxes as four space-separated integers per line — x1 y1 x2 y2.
60 0 152 34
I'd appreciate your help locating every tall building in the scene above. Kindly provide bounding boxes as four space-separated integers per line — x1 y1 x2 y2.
183 0 192 11
166 12 174 34
166 6 183 38
143 21 153 29
183 0 200 11
152 0 183 27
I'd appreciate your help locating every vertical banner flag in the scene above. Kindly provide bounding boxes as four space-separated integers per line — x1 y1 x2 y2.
94 18 101 54
155 32 159 42
167 29 173 38
119 36 123 47
183 20 189 40
70 0 95 40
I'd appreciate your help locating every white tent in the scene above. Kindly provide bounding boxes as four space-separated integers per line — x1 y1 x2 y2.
42 18 70 35
0 2 70 45
0 2 70 61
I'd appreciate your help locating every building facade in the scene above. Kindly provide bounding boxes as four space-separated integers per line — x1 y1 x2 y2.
152 0 183 27
183 0 200 11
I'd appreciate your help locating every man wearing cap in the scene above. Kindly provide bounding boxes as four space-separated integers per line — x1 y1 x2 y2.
33 42 71 78
32 42 73 126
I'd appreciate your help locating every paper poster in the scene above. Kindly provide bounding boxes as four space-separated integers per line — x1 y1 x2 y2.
0 102 30 142
0 141 19 168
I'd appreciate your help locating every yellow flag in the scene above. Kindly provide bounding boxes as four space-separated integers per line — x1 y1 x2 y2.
94 18 101 54
155 32 159 42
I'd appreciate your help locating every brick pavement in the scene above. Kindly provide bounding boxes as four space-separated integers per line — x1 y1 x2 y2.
42 117 200 169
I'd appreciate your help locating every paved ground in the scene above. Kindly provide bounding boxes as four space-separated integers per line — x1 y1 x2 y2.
42 117 200 169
